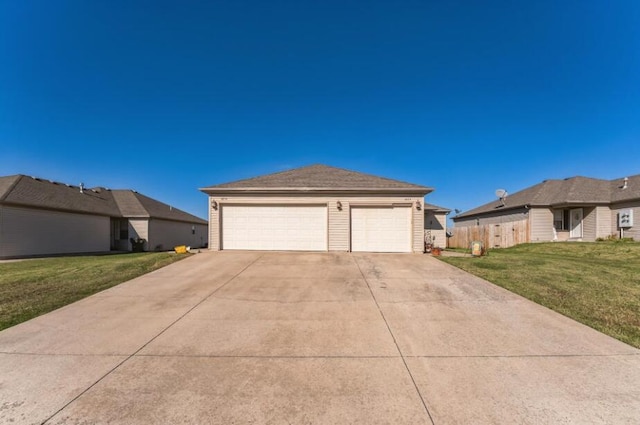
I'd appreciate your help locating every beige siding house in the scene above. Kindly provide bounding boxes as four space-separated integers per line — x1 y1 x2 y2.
0 175 207 259
200 165 433 253
452 174 640 248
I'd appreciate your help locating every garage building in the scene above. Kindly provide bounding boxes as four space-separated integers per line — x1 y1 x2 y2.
200 164 432 253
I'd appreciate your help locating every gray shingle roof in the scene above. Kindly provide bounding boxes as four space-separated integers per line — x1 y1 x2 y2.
201 164 432 194
424 202 450 213
126 191 207 223
454 174 640 220
0 175 122 216
0 175 21 201
111 190 148 217
611 174 640 203
0 175 206 224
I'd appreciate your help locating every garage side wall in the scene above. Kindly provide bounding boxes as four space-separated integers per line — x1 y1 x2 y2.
207 195 424 252
424 210 447 248
0 205 110 258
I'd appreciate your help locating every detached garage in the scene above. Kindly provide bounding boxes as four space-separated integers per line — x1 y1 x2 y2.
200 164 432 253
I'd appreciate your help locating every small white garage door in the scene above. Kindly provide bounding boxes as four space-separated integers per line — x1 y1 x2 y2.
351 206 412 252
222 205 327 251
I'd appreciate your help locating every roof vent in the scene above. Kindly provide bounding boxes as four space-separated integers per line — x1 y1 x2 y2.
79 182 85 194
622 177 629 189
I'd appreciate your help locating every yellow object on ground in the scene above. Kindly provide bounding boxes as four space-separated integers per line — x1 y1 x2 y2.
174 245 187 254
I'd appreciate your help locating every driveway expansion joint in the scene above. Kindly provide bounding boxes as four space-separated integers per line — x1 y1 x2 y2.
0 351 127 357
353 256 436 425
40 254 265 425
135 354 402 359
406 353 640 359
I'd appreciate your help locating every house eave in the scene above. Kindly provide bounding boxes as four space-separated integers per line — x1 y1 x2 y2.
548 201 611 208
199 187 433 196
453 204 530 221
610 196 640 205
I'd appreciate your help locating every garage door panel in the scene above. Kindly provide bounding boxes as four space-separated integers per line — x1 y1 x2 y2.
222 205 327 251
351 207 411 253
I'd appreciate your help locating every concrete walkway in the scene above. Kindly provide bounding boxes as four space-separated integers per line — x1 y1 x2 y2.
0 252 638 424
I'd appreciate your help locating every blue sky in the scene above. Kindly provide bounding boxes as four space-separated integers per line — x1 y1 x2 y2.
2 0 639 221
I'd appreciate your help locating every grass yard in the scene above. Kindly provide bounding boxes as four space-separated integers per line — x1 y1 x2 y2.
0 252 189 331
440 242 640 348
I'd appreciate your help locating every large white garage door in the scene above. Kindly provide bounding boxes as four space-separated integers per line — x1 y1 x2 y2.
222 205 327 251
351 206 412 252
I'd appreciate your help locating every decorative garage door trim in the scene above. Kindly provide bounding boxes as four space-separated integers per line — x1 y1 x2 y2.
350 206 412 253
221 204 328 251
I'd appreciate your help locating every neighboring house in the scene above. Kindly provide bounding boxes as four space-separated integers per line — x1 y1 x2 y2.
424 203 450 248
200 164 433 253
451 174 640 248
0 175 208 259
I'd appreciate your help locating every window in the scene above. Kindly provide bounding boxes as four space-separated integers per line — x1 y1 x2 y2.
119 219 129 240
553 209 570 231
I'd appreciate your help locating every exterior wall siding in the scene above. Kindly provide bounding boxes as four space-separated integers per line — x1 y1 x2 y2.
424 210 447 248
582 207 597 241
529 208 553 242
209 197 220 250
128 219 149 251
611 201 640 240
328 200 349 251
595 206 612 239
0 205 110 258
412 203 425 253
148 219 208 251
207 194 424 252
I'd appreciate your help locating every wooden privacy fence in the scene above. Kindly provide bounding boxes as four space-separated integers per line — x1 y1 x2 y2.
449 220 530 249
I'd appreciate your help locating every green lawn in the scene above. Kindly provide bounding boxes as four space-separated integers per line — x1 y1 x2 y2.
0 252 190 331
439 242 640 348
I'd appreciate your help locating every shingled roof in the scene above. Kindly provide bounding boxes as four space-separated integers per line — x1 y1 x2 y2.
201 164 432 195
454 174 640 220
122 191 207 223
0 175 206 224
0 175 121 216
424 202 451 213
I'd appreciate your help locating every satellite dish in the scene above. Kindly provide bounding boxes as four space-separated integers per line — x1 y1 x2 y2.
495 189 508 206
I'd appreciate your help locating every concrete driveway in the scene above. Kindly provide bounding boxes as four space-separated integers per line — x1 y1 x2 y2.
1 252 639 424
